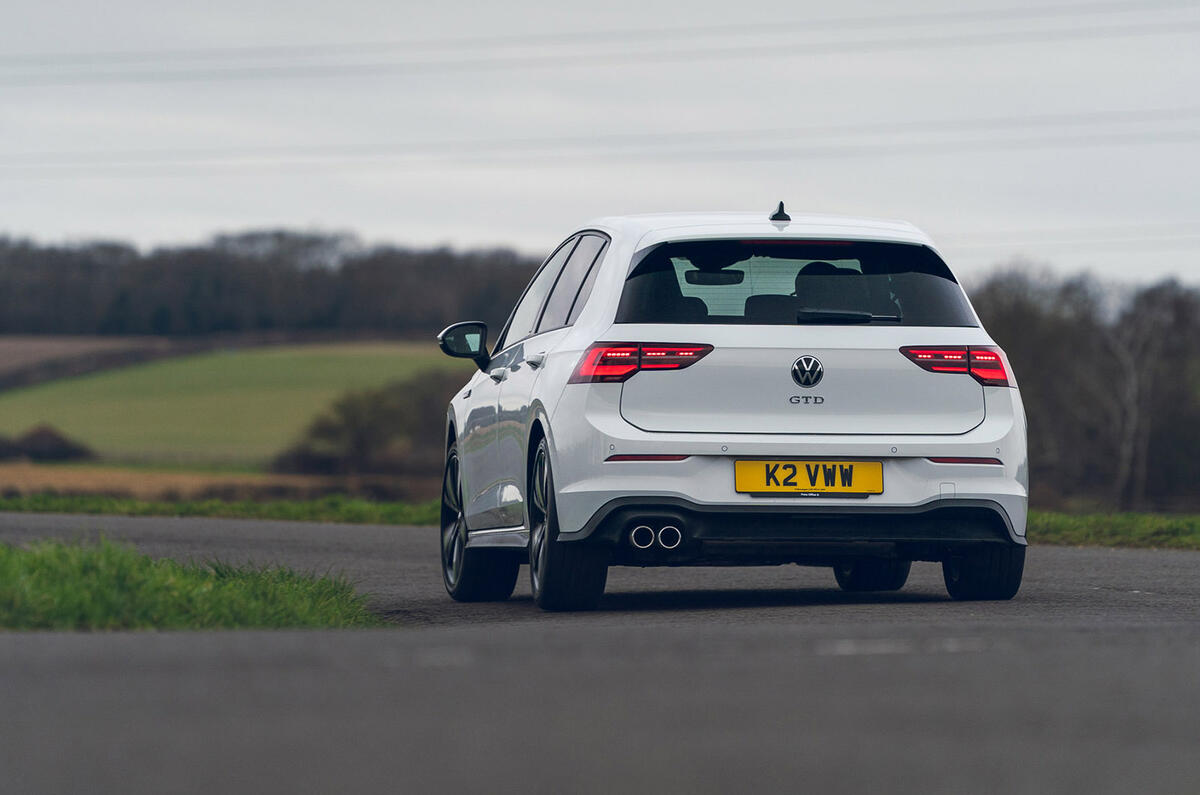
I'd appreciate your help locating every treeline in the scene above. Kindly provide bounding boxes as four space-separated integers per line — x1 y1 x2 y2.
0 231 538 335
971 271 1199 511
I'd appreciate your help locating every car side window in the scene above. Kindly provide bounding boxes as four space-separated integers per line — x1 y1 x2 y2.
537 234 608 333
565 237 608 326
493 236 578 353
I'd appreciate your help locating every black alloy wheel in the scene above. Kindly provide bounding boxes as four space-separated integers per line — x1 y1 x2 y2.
527 438 608 611
440 443 519 602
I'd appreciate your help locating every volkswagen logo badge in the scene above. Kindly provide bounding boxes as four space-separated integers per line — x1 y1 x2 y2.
791 355 824 388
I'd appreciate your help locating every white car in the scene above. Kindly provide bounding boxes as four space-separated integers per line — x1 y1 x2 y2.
437 206 1028 610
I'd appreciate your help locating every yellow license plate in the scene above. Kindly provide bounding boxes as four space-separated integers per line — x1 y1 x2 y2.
734 460 883 495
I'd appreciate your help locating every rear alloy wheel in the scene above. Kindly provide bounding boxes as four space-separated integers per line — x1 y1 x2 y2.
943 545 1025 601
833 559 912 592
440 444 519 602
528 438 608 611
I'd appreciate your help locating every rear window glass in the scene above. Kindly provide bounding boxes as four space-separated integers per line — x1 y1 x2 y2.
615 240 977 327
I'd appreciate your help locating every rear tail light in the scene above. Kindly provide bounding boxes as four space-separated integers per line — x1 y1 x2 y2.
900 346 1012 387
570 344 639 383
900 347 969 374
967 348 1009 386
570 343 713 383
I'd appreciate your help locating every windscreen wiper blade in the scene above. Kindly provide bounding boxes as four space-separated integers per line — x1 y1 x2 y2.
795 308 902 324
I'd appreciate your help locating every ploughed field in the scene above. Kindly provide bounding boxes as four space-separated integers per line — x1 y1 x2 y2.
0 335 171 381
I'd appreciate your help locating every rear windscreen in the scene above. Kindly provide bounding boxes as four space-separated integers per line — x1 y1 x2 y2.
615 240 978 327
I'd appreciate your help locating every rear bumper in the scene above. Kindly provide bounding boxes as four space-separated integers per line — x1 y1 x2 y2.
564 496 1024 566
549 381 1027 547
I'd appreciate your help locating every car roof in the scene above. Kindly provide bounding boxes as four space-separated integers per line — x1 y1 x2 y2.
579 211 934 250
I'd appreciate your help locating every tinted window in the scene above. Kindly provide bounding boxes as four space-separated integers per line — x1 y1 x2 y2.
496 237 577 351
538 234 607 332
615 240 976 327
566 238 607 325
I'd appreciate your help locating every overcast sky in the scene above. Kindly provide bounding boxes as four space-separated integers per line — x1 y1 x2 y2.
2 0 1198 284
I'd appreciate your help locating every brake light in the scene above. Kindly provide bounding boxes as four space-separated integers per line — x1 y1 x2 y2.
570 344 639 382
900 346 1012 386
570 343 713 383
967 349 1009 386
738 239 854 246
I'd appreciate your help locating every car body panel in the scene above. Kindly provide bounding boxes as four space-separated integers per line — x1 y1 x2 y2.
492 329 570 527
613 324 990 435
443 211 1028 562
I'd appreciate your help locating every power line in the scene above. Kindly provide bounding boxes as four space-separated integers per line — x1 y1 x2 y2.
947 234 1200 252
2 0 1191 67
939 221 1200 243
2 19 1198 87
953 233 1200 247
4 107 1199 168
3 128 1198 179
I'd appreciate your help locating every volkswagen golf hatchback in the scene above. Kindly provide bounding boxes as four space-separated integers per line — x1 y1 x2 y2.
437 206 1028 610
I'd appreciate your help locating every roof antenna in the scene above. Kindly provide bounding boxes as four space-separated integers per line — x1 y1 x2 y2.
769 201 790 222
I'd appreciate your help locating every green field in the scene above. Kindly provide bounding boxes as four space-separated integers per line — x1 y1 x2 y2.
0 342 469 469
0 539 382 630
1028 511 1200 549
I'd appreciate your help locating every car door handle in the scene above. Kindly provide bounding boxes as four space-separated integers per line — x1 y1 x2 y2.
488 368 507 383
526 351 546 369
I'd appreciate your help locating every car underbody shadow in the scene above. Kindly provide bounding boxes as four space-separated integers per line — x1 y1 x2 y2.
592 587 947 613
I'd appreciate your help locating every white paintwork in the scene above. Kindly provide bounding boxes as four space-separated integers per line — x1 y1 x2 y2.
616 325 988 435
444 211 1028 545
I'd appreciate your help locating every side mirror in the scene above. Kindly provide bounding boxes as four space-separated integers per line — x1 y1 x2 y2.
437 321 490 371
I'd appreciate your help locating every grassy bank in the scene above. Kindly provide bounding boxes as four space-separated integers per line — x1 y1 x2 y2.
1028 510 1200 550
0 540 382 630
0 493 440 526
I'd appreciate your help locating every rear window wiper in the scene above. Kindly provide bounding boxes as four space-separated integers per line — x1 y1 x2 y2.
795 308 902 324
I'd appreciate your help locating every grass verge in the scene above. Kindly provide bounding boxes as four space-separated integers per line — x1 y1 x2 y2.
0 496 1196 550
0 539 383 630
1028 511 1200 550
0 493 440 526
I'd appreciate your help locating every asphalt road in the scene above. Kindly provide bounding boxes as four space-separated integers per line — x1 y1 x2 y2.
2 512 1198 795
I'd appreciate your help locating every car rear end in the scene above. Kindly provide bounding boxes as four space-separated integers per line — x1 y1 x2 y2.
548 229 1027 595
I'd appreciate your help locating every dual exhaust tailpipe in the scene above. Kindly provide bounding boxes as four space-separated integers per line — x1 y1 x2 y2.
630 524 683 551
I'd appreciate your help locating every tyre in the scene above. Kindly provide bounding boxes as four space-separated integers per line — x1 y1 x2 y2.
943 544 1025 601
440 443 520 602
833 558 912 592
528 438 608 611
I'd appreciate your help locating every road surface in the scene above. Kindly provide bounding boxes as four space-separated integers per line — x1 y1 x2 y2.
1 512 1198 794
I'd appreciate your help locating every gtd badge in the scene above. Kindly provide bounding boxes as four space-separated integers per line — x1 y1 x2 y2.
791 355 824 388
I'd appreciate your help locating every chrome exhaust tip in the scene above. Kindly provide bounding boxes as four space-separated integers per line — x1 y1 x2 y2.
630 525 656 549
657 525 683 550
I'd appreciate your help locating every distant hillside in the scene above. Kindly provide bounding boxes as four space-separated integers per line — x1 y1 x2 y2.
0 341 472 470
0 331 419 392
